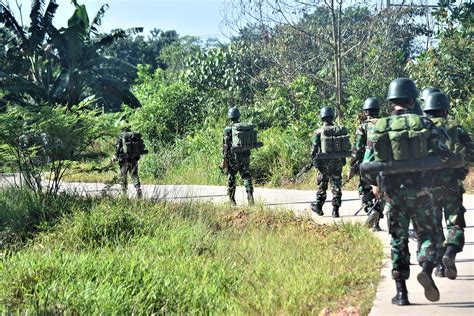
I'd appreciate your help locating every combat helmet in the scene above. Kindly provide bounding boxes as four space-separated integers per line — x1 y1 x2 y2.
320 106 335 119
227 107 241 120
386 78 418 102
420 87 441 102
423 92 450 112
363 97 380 110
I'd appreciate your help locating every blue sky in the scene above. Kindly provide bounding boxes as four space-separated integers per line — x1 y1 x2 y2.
5 0 234 40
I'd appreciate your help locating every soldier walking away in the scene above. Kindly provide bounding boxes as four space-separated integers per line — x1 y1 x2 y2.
114 127 148 198
422 91 472 280
347 97 384 231
221 107 263 205
360 78 457 306
310 107 351 218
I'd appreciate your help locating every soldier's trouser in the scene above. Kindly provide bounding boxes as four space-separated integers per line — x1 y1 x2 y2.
120 160 141 193
316 168 342 208
385 188 438 280
227 162 253 197
358 177 376 212
433 183 466 262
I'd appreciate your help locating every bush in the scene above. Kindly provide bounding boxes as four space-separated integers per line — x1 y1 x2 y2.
0 195 384 314
131 66 204 149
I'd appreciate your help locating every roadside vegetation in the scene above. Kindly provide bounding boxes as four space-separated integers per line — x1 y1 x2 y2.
0 188 383 314
1 1 471 192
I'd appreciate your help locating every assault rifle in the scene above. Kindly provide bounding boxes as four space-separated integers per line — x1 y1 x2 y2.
291 162 313 183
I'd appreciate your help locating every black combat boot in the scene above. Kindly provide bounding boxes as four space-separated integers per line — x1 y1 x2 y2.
435 264 446 278
391 280 409 306
372 219 382 232
417 262 440 302
332 206 339 218
442 245 458 280
310 202 324 216
136 188 143 199
247 190 255 205
228 188 236 205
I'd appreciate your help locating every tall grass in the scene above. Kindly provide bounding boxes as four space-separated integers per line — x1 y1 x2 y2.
0 191 384 314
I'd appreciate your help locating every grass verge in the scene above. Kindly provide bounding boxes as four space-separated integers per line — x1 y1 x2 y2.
0 189 383 314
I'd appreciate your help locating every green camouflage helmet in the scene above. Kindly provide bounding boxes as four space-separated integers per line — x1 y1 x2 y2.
386 78 418 102
420 87 441 101
362 97 380 110
423 92 450 112
227 107 241 119
320 106 335 119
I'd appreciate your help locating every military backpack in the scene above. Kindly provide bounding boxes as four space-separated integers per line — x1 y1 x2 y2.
317 125 351 159
231 123 263 153
360 114 463 175
122 132 148 157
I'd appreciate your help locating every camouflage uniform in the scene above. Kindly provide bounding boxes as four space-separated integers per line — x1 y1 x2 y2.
311 123 345 211
223 125 254 202
349 117 383 214
428 118 471 263
115 133 141 195
363 109 445 281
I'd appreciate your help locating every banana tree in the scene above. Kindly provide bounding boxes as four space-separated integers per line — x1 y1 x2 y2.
0 0 142 110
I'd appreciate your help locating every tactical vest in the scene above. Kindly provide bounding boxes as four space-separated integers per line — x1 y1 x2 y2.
231 123 263 153
317 125 351 159
122 132 148 157
359 114 463 175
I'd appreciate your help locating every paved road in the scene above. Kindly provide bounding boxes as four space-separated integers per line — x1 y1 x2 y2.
2 177 473 315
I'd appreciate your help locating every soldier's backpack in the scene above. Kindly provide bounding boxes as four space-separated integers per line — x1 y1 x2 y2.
122 132 148 157
360 114 463 175
317 125 351 159
231 123 263 153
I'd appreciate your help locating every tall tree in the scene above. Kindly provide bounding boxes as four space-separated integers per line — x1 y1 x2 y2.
0 0 142 110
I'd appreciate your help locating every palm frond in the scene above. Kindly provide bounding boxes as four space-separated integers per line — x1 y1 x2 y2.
92 27 143 49
90 4 109 36
98 77 141 108
0 5 27 45
28 0 47 52
42 1 59 33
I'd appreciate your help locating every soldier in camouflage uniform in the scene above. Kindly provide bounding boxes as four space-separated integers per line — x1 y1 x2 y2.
362 78 452 306
422 91 472 280
221 107 254 205
310 107 346 218
114 127 143 198
348 97 384 231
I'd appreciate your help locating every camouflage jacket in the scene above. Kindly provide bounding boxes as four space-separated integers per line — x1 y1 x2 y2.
349 117 378 172
429 117 472 185
115 133 140 163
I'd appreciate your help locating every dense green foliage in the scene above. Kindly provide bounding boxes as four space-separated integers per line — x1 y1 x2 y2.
1 1 472 187
0 189 383 314
0 0 141 110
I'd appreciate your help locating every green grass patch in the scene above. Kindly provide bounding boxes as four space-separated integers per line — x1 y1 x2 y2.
0 191 383 314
